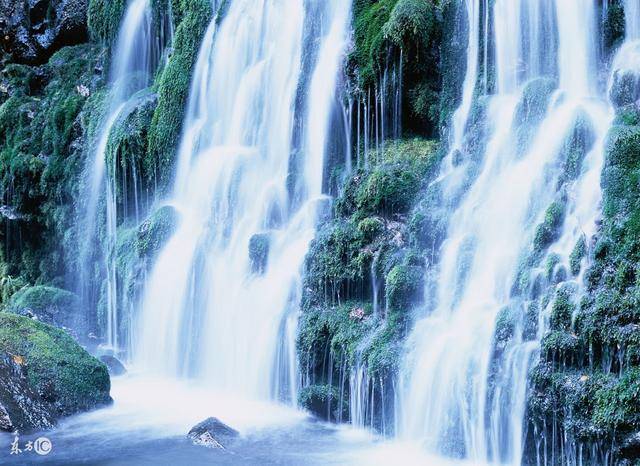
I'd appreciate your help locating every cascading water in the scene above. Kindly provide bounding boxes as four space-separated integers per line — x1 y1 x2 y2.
78 0 164 352
134 0 351 403
398 0 615 464
449 0 479 157
626 0 640 39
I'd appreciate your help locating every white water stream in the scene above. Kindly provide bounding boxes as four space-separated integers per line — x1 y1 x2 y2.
79 0 160 352
399 1 616 464
134 0 351 406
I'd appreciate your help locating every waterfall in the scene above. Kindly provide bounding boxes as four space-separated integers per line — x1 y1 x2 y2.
626 0 640 40
449 0 479 155
399 0 614 464
78 0 165 352
134 0 351 403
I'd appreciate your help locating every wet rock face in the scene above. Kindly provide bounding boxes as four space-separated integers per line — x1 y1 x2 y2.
610 70 640 110
0 354 55 433
0 313 111 432
0 0 89 65
188 417 239 449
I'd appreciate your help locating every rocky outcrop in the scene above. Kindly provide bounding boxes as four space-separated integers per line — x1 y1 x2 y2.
0 313 111 432
188 417 239 449
297 139 439 428
0 0 89 65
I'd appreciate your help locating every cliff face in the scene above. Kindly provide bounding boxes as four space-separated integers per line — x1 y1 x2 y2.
0 1 639 464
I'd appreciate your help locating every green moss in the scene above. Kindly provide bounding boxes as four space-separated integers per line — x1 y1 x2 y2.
603 1 626 54
559 112 595 184
545 253 561 280
298 384 347 421
0 45 103 282
8 286 79 315
494 306 515 348
0 313 111 416
87 0 126 43
136 205 178 258
550 286 575 331
147 0 213 194
365 313 403 374
593 367 640 431
385 262 422 313
357 217 385 242
354 139 439 217
533 200 566 253
602 125 640 221
297 301 377 389
383 0 435 49
352 0 400 87
105 90 158 206
541 331 579 357
352 0 440 135
569 236 587 276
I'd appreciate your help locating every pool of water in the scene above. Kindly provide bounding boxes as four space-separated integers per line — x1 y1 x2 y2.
0 375 484 465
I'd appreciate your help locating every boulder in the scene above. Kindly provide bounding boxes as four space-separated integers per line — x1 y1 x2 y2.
0 0 89 65
99 355 126 376
0 353 55 432
7 285 84 333
0 313 111 431
187 417 239 449
248 232 270 274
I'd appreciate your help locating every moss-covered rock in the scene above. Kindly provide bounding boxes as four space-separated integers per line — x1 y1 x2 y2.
385 262 423 313
136 205 178 259
0 44 105 284
533 200 566 253
0 313 111 427
8 285 82 329
87 0 126 44
0 353 55 432
351 0 443 136
603 0 626 55
147 0 213 193
298 384 347 422
249 233 271 275
298 138 439 429
528 109 640 464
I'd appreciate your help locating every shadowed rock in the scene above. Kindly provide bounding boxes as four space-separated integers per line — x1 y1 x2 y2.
188 417 239 449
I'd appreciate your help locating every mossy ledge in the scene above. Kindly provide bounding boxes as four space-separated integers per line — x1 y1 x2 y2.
0 313 111 432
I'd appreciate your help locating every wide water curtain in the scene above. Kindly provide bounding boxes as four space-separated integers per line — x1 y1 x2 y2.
134 0 350 402
400 0 612 464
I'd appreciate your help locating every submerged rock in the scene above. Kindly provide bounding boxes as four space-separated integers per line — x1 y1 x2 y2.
0 313 111 432
188 417 239 449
